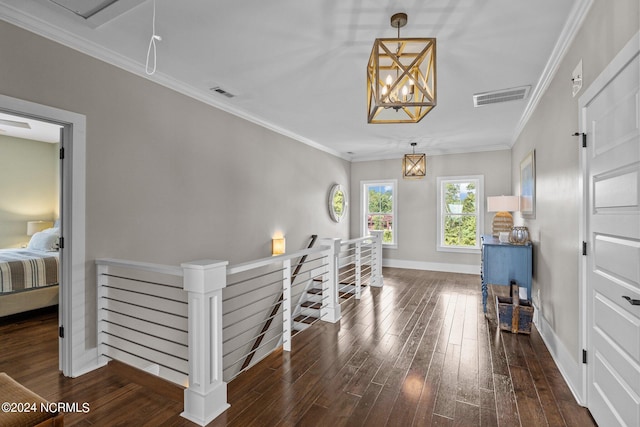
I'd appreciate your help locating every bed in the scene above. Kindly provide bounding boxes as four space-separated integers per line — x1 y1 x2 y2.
0 229 60 318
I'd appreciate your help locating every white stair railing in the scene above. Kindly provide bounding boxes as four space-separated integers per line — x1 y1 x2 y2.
96 258 229 426
336 230 384 299
94 232 383 426
222 245 332 378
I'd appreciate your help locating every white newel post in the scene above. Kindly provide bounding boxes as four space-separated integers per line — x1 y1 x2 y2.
319 238 341 323
181 260 230 426
370 231 384 287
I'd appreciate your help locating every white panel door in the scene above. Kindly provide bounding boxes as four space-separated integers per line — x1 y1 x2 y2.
584 40 640 427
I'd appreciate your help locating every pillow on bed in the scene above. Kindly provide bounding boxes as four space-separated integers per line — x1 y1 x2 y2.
27 231 59 251
41 227 61 236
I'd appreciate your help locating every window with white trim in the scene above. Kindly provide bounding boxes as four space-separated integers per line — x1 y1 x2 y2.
362 180 397 247
437 176 484 252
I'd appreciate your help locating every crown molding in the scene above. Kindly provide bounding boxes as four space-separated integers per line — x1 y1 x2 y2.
350 143 511 163
0 4 350 162
512 0 594 143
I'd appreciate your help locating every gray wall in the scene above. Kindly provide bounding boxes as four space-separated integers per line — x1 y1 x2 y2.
511 0 639 364
0 20 349 342
350 150 512 271
0 135 58 248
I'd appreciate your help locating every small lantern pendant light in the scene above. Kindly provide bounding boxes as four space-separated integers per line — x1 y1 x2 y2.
403 142 426 179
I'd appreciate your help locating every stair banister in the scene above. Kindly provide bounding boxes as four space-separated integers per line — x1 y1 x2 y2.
370 230 384 287
319 237 341 323
181 260 230 426
239 235 318 370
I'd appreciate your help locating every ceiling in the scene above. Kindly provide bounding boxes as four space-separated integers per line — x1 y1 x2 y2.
0 0 586 160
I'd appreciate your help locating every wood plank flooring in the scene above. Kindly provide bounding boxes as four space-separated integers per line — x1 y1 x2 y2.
0 268 596 426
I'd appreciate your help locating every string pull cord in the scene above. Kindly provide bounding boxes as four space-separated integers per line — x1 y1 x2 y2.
145 0 161 75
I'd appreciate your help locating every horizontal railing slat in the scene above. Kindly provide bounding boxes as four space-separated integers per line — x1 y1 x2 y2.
104 287 187 314
102 334 188 374
102 346 187 386
104 311 188 343
102 276 187 302
104 299 188 330
102 322 188 359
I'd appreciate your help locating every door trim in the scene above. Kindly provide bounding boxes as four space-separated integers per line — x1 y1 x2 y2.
0 94 94 377
578 30 640 409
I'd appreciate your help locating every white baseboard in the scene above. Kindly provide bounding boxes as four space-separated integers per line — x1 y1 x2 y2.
532 303 586 406
382 258 480 275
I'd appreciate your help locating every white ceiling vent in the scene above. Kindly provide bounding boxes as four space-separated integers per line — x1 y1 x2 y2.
210 87 236 99
473 85 531 107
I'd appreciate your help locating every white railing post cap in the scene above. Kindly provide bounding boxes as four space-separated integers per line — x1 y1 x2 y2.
181 259 228 269
181 259 228 293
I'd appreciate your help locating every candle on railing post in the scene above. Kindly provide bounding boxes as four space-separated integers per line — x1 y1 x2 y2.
370 231 384 287
180 260 230 426
355 240 362 299
282 258 292 352
319 237 341 323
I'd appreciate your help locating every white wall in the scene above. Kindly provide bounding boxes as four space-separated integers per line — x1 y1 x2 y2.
0 135 58 248
350 150 511 273
0 20 350 349
511 0 638 375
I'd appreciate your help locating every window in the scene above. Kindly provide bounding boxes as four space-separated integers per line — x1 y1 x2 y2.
362 180 397 247
437 176 484 252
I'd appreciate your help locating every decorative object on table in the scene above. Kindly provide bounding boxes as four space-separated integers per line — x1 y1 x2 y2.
499 231 510 243
402 142 426 179
496 280 534 334
366 12 436 124
509 226 530 245
486 195 519 236
328 184 347 223
519 150 536 218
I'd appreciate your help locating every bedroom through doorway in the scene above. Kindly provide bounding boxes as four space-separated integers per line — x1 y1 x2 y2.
0 110 63 367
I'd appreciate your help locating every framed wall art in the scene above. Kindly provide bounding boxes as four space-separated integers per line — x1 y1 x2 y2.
520 150 536 218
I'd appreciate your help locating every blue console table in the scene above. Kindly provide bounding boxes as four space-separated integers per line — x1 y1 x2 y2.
481 234 532 312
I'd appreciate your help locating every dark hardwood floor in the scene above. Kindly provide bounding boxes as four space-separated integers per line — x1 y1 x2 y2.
0 268 595 426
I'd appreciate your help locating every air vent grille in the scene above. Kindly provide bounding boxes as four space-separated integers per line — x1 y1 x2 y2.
473 86 530 107
210 87 236 99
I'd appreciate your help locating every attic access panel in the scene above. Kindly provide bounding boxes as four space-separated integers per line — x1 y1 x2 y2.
47 0 146 27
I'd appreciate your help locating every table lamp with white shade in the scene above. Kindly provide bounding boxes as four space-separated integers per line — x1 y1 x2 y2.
487 196 519 237
27 220 54 236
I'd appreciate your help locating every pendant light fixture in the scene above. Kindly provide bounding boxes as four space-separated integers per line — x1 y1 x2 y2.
367 13 437 124
403 142 426 179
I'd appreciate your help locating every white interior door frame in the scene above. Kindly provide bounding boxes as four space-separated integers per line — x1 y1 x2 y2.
578 30 640 410
0 93 93 377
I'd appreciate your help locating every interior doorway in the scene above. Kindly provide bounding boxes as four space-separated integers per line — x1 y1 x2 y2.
0 94 88 378
0 110 63 370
